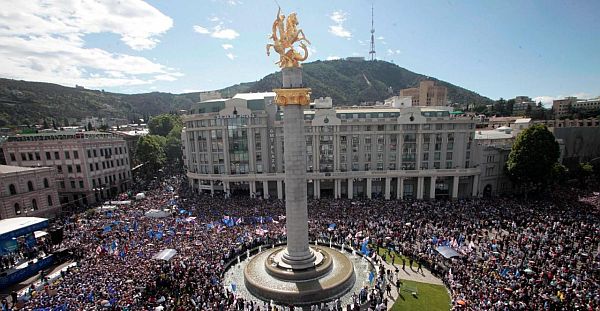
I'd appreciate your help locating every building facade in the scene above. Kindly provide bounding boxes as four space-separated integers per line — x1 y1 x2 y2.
0 165 60 219
399 81 448 107
553 97 600 117
512 96 536 116
1 131 132 208
182 93 480 200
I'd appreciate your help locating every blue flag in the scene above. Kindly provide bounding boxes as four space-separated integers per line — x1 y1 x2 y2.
361 238 370 256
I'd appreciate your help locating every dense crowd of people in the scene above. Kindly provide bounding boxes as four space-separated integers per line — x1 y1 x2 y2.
7 176 599 310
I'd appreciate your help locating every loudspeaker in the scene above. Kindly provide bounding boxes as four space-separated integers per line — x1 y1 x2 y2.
49 227 64 245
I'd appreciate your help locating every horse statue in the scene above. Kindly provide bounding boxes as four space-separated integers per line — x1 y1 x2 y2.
266 8 311 68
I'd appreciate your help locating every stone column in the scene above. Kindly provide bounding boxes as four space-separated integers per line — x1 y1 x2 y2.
210 180 215 196
263 180 270 199
397 177 404 200
472 175 479 197
277 180 284 200
452 176 459 199
276 67 315 269
347 178 353 199
366 178 372 199
249 181 256 198
416 177 424 200
384 177 391 200
429 176 437 200
224 181 230 198
313 180 320 199
334 179 340 199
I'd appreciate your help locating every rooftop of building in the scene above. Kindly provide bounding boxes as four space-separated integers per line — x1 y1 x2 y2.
232 92 276 100
115 129 149 136
6 131 121 142
0 165 48 174
514 118 532 124
474 130 514 140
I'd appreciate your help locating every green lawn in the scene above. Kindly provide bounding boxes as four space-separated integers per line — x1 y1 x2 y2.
390 279 451 311
376 246 418 267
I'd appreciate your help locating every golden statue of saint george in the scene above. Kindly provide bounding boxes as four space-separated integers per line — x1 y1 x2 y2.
266 7 311 68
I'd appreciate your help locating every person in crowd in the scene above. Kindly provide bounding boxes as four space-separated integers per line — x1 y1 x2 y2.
18 175 599 311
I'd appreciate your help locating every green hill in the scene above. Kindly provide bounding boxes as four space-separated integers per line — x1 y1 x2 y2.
221 59 493 106
0 59 492 127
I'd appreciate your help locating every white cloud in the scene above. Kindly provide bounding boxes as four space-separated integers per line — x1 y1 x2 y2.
377 36 385 40
209 16 221 22
328 11 352 38
222 44 234 50
0 0 180 88
327 56 341 61
226 53 236 60
193 26 210 34
194 24 239 40
533 93 594 108
307 45 317 56
212 25 239 40
387 49 401 55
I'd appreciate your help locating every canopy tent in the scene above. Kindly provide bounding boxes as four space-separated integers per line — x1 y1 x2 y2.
135 193 146 200
153 249 177 261
33 231 49 239
436 246 461 259
0 217 48 241
97 205 117 212
450 111 464 115
103 200 131 205
145 209 169 218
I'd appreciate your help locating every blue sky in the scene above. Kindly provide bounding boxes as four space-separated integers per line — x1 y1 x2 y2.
0 0 598 105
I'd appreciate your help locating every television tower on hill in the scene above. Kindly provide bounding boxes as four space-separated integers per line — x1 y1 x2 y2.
369 3 376 61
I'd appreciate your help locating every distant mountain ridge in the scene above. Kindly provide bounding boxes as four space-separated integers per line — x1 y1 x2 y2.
0 59 492 127
217 59 493 106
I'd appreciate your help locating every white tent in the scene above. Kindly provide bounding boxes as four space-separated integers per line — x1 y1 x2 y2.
97 205 117 212
145 209 168 218
135 193 146 200
104 200 131 205
34 230 49 239
153 249 177 261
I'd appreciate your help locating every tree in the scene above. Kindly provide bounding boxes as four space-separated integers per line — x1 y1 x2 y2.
506 124 560 192
52 119 57 130
506 99 515 116
571 162 594 187
87 121 93 131
148 114 182 137
494 98 507 116
136 135 167 171
165 136 183 169
525 104 532 117
550 163 568 185
42 119 49 129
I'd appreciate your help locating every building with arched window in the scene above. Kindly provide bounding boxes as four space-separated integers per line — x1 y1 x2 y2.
1 131 131 207
0 165 59 219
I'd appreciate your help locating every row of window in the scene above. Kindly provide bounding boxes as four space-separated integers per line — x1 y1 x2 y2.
7 178 50 195
86 146 126 158
13 196 53 215
89 158 128 172
10 146 127 163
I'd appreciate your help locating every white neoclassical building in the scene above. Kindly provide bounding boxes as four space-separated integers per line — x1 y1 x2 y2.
182 93 482 200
